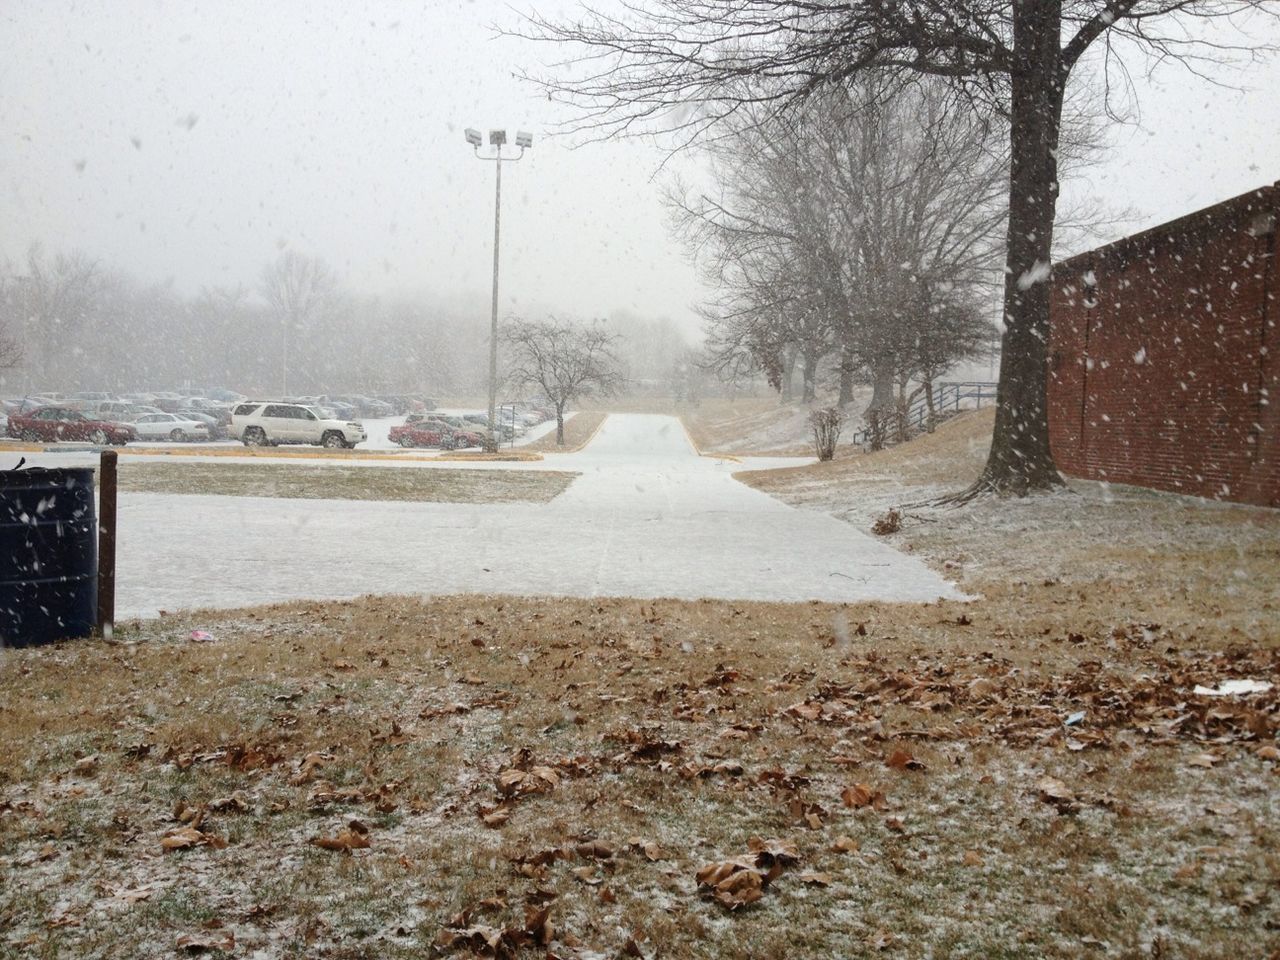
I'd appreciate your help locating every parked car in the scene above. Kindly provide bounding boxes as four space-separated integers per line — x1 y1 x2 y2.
449 428 485 448
316 396 360 420
131 412 211 442
388 421 457 449
7 406 136 445
348 395 393 418
461 413 514 441
231 401 366 448
174 408 227 439
82 400 140 420
148 392 185 413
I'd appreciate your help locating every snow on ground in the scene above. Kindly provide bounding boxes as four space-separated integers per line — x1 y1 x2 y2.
92 414 963 617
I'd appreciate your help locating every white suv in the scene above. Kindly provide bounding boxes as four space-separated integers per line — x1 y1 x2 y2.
231 401 366 449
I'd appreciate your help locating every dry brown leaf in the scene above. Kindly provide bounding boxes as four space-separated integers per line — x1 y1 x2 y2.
575 839 614 860
1188 753 1220 769
747 836 799 867
696 859 764 910
967 677 1000 700
208 792 251 814
866 929 895 950
497 765 559 797
963 850 983 867
841 782 888 811
1036 776 1077 812
524 905 554 946
831 836 860 854
114 884 155 903
435 925 506 952
786 701 823 722
161 825 225 852
627 837 663 861
176 931 235 953
1255 744 1280 762
798 871 831 886
290 751 330 785
310 819 371 854
885 748 926 771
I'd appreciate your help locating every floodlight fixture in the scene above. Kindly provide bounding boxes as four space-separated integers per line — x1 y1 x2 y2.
464 128 482 147
515 130 533 149
489 129 507 146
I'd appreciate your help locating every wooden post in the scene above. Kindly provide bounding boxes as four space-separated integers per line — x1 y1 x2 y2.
97 450 117 638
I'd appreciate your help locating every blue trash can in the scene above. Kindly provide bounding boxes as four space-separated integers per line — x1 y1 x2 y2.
0 466 97 648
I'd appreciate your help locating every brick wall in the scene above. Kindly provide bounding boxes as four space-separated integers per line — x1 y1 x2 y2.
1048 183 1278 508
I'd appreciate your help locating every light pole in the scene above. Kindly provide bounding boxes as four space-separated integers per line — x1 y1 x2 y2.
466 127 532 451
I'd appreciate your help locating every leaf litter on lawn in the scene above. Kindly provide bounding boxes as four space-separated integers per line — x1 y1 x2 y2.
1 588 1277 958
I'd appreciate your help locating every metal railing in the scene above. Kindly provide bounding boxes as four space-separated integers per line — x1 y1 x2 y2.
847 380 997 446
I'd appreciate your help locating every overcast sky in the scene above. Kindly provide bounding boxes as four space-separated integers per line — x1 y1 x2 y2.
2 1 1278 335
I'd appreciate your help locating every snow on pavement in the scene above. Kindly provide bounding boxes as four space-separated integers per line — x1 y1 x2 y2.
104 413 965 616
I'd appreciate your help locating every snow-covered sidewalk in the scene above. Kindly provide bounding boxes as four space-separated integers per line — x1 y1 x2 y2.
98 414 965 616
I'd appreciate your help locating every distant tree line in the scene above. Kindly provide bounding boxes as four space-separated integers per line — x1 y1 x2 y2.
0 245 697 401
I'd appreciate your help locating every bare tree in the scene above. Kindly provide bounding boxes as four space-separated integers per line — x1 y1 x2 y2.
503 318 624 445
260 251 338 396
910 295 999 432
511 0 1275 496
668 76 1008 418
9 244 106 388
0 276 25 371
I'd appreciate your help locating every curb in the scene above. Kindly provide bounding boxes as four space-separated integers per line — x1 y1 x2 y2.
677 418 742 463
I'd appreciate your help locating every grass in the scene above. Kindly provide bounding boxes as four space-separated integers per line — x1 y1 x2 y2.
521 412 608 453
117 461 578 504
0 593 1275 958
1 410 1277 958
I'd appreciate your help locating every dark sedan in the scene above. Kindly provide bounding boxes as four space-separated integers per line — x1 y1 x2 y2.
7 406 137 445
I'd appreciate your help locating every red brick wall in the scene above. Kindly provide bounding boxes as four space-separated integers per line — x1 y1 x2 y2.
1048 183 1279 508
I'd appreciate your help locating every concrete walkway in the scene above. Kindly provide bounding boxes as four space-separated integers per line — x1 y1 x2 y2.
94 414 964 616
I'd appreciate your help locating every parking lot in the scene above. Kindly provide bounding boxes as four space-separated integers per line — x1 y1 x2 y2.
1 406 567 456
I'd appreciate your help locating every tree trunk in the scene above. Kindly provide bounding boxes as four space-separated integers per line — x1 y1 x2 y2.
966 0 1066 497
863 365 894 420
924 378 936 433
780 345 797 402
801 350 818 403
556 405 566 445
894 377 910 443
837 347 855 406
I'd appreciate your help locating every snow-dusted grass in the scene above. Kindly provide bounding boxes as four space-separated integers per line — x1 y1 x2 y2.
2 410 1276 958
520 411 606 453
1 595 1275 958
118 461 576 504
740 408 1280 642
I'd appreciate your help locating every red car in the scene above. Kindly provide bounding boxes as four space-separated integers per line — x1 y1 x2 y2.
389 421 456 449
7 406 137 445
